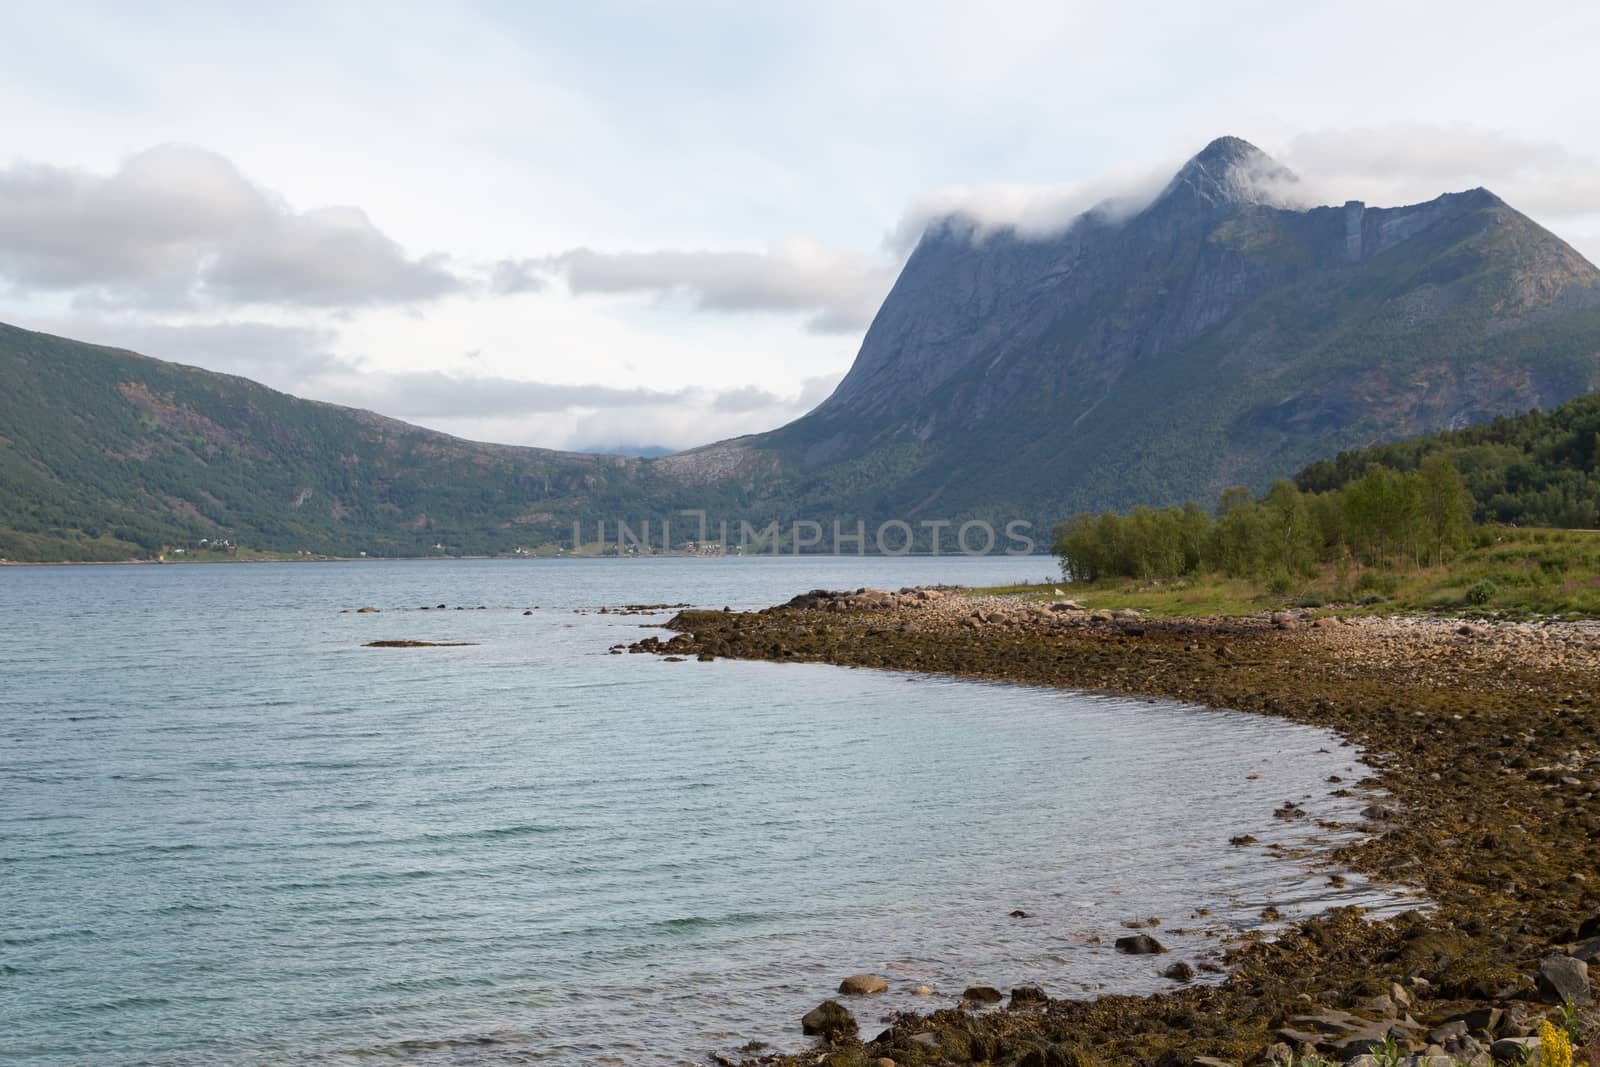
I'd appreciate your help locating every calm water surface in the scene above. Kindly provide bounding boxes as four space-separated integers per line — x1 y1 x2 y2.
0 557 1410 1065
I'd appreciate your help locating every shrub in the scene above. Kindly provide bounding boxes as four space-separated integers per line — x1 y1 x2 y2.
1356 570 1399 595
1464 579 1498 606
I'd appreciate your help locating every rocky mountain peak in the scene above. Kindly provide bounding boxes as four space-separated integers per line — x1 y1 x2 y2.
1155 135 1301 212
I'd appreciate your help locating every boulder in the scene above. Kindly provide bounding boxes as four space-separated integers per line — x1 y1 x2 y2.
838 973 889 996
801 999 857 1038
1536 954 1592 1005
1445 1007 1501 1035
1489 1037 1540 1062
962 984 1003 1003
1162 961 1196 981
1010 985 1048 1004
1579 913 1600 941
1567 936 1600 963
355 606 379 613
1114 933 1166 954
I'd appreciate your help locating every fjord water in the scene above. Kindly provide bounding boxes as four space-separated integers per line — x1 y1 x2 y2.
2 557 1404 1066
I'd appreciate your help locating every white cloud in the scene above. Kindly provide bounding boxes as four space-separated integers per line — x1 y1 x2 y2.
0 145 462 309
1280 124 1600 224
544 239 896 333
887 161 1179 251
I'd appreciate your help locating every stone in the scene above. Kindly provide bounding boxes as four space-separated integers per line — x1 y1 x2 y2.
1364 994 1397 1016
801 1000 857 1037
1578 913 1600 941
1271 611 1298 630
838 973 889 995
1011 985 1049 1004
908 1032 938 1048
1114 933 1166 954
1428 1020 1467 1044
1017 1048 1079 1067
1536 954 1592 1005
1446 1007 1501 1035
355 606 379 613
1567 936 1600 963
1362 804 1396 820
1494 1003 1532 1038
1256 1042 1294 1067
1489 1037 1540 1062
1162 961 1196 981
962 985 1003 1003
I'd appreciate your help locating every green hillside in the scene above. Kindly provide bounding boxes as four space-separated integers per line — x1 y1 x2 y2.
1296 389 1600 527
0 322 675 561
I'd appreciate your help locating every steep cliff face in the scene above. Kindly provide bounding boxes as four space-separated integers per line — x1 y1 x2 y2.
738 136 1600 522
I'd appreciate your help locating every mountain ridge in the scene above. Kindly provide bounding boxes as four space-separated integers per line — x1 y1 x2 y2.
5 136 1600 560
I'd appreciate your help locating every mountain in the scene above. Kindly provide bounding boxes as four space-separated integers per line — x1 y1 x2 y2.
6 136 1600 561
0 322 676 561
688 136 1600 529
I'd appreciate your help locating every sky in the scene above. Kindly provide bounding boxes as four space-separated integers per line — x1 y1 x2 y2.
4 1 1600 453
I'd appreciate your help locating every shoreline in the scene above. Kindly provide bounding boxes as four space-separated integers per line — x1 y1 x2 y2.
632 589 1600 1067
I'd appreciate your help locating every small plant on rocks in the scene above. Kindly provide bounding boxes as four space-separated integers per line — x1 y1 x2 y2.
1541 1017 1574 1067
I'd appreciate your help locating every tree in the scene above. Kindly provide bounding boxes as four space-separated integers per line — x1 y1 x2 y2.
1416 452 1471 566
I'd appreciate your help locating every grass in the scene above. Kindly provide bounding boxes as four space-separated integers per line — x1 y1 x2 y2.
975 527 1600 619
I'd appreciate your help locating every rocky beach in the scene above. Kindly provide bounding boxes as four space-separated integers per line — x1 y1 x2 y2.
632 589 1600 1067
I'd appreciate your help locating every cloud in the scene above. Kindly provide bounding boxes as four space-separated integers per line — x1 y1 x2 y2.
489 258 547 295
887 161 1179 252
311 370 683 420
0 144 462 309
1280 124 1600 222
542 238 895 333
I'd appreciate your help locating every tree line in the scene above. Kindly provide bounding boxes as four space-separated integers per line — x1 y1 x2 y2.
1053 454 1474 583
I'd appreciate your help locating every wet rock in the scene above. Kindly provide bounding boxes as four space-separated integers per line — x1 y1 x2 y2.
1162 961 1196 981
1361 804 1396 820
355 606 379 613
838 973 888 995
1010 985 1048 1005
1536 954 1592 1005
801 999 857 1038
1114 934 1166 954
961 985 1003 1003
1010 909 1030 918
1017 1047 1079 1067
